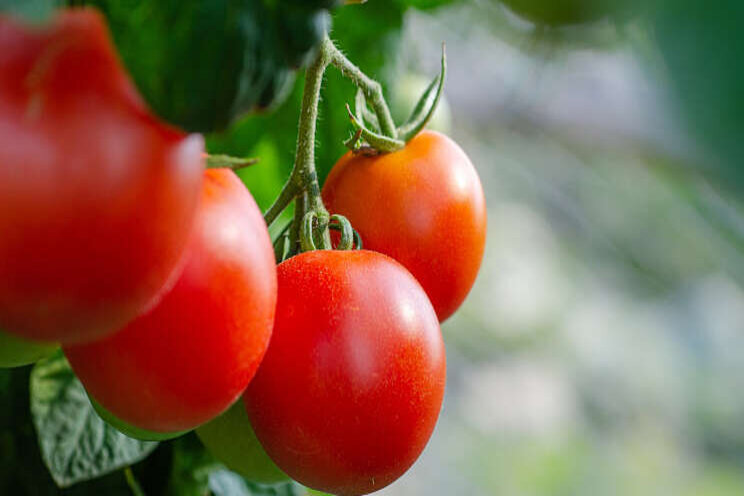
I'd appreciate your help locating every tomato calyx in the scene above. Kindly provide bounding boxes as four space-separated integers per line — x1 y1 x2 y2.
204 153 259 171
345 43 448 156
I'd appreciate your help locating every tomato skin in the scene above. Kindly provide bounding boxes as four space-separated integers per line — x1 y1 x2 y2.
322 130 486 322
245 250 446 495
65 169 277 433
0 10 204 343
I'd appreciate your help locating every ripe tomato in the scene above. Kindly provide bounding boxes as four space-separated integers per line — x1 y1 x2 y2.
322 130 486 322
245 250 446 495
0 329 57 368
196 401 288 484
65 169 277 434
0 10 204 344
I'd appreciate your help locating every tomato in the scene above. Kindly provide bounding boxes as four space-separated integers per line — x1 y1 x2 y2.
0 329 57 368
65 169 277 434
196 401 288 484
244 250 446 495
322 130 487 322
0 10 204 344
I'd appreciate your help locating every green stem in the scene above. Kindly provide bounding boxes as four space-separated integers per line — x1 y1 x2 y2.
263 34 395 250
205 154 259 170
263 179 299 227
288 192 307 255
324 37 397 139
124 467 145 496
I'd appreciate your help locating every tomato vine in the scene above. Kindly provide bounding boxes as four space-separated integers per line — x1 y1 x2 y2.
263 33 446 259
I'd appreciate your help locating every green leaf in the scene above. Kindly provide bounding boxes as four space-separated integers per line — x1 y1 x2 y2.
74 0 332 132
165 434 220 496
651 0 744 193
208 469 304 496
29 352 157 488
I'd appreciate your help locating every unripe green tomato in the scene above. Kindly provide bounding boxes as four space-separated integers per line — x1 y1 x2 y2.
500 0 620 26
391 73 452 135
0 330 58 368
89 396 188 441
196 401 288 484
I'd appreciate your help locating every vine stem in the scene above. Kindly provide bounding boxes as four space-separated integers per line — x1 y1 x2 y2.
324 39 397 139
262 34 396 251
124 466 145 496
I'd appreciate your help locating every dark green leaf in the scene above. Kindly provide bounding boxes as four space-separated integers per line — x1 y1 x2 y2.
165 434 220 496
29 352 157 488
73 0 333 132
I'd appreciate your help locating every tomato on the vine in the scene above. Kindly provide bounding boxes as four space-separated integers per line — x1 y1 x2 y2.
322 130 487 322
65 169 277 434
245 250 446 495
0 10 204 344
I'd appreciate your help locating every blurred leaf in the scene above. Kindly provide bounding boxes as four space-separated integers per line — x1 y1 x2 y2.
395 0 461 10
72 0 331 132
496 0 628 26
29 352 157 487
652 0 744 193
165 434 219 496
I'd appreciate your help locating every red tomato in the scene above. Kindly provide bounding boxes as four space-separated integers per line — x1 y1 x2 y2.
0 10 204 343
322 130 486 322
65 169 277 433
245 250 446 495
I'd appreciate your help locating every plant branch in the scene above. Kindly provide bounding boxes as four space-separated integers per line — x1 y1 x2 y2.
263 179 299 227
324 37 397 139
205 154 259 170
263 34 396 251
124 467 145 496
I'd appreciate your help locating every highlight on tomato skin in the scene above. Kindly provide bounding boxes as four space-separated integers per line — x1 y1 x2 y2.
64 169 277 435
0 9 205 345
245 249 446 496
323 130 487 322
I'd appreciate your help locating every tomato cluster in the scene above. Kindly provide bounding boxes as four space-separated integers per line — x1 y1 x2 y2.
1 8 486 496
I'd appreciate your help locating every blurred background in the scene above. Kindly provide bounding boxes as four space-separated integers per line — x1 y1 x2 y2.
362 2 744 495
2 0 744 494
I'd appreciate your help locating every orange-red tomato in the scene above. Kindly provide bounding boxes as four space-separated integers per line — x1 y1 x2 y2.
0 10 204 343
245 250 446 495
323 130 486 321
65 169 277 433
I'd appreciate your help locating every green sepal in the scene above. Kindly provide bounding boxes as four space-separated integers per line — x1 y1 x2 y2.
397 43 447 142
